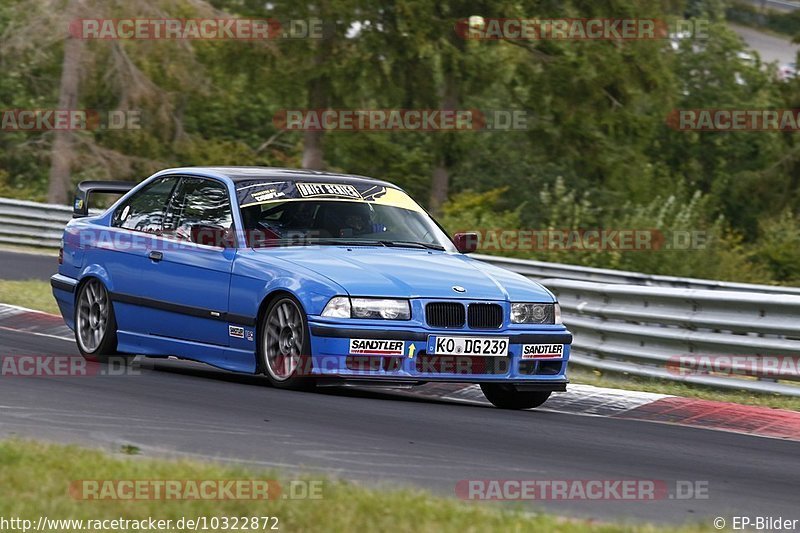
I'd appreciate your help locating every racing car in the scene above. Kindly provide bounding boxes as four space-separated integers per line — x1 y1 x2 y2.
51 167 571 409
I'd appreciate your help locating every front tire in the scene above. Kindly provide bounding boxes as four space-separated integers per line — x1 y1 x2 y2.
260 295 314 390
480 384 551 409
75 278 121 363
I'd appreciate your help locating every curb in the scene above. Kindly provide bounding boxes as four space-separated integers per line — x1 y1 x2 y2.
411 382 800 442
0 303 72 340
618 396 800 440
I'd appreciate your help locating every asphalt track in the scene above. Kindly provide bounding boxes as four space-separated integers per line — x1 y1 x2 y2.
0 249 58 281
731 23 800 65
0 250 799 525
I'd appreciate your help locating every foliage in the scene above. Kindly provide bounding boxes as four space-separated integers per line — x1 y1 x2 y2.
752 209 800 284
440 187 522 235
441 181 773 284
1 0 799 285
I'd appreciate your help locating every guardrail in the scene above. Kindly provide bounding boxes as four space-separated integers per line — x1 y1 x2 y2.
474 254 800 295
0 198 72 249
1 197 798 395
544 279 800 395
764 0 800 12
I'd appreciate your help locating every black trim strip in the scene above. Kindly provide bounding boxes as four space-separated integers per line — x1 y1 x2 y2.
514 380 568 392
149 331 229 348
50 275 77 294
317 377 567 391
511 333 573 344
228 313 257 327
110 292 256 327
310 325 572 345
311 326 427 341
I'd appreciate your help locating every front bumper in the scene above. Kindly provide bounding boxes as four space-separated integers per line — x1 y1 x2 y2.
307 318 571 388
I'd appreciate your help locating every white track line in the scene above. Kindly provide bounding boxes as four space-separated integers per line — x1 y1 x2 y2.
0 325 73 342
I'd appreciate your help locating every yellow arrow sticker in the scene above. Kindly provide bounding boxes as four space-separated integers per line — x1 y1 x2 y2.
407 343 417 358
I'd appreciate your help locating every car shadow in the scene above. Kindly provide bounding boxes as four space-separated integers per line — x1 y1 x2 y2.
136 356 493 408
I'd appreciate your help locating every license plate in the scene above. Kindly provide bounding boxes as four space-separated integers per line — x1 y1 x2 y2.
427 336 509 356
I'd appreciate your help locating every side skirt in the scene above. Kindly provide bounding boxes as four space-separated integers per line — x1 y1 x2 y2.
117 331 257 374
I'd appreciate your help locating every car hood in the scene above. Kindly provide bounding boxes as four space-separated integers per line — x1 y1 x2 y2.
255 246 555 302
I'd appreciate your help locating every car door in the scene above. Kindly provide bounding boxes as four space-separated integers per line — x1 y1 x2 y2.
103 176 181 340
143 176 236 348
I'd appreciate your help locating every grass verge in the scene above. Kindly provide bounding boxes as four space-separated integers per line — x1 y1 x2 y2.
0 439 704 533
569 367 800 411
0 279 59 315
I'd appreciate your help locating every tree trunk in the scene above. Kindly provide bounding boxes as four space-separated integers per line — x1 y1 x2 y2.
301 126 324 170
430 162 450 213
47 2 84 204
428 70 459 214
301 11 332 171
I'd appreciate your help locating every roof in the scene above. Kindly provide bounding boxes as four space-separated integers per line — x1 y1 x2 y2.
156 166 398 188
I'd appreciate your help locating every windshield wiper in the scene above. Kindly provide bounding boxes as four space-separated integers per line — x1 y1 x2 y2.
303 239 387 247
379 240 445 251
252 238 386 248
253 238 444 250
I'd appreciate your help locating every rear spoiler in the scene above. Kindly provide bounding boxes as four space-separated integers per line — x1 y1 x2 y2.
73 180 137 218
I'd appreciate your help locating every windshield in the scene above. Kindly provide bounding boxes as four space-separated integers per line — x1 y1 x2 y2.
237 181 455 251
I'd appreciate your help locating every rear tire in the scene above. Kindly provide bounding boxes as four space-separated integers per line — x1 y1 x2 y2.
75 278 125 364
480 384 551 409
259 295 314 390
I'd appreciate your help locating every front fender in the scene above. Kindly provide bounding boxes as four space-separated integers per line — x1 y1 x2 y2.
229 252 346 326
262 276 338 316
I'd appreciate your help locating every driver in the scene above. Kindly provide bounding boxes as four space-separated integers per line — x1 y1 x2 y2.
338 204 380 237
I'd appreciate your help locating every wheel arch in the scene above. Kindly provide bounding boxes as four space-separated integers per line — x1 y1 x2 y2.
73 273 109 309
77 263 115 295
254 288 307 373
73 275 119 359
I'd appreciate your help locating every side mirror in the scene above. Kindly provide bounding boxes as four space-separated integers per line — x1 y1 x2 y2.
453 232 478 254
73 181 137 218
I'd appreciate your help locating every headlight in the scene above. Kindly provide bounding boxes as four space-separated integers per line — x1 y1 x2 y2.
321 297 411 320
321 296 351 318
511 303 558 324
351 298 411 320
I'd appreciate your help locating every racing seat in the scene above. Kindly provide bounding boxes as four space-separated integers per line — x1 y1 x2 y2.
241 205 280 247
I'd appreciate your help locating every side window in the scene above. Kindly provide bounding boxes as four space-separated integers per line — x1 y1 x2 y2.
164 178 233 244
111 177 178 234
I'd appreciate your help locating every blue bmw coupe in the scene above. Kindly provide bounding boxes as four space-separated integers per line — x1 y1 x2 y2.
51 167 571 409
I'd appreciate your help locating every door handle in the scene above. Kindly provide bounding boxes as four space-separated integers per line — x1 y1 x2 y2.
148 251 163 262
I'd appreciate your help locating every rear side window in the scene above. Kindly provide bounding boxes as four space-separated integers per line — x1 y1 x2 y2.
111 177 178 234
163 178 233 243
